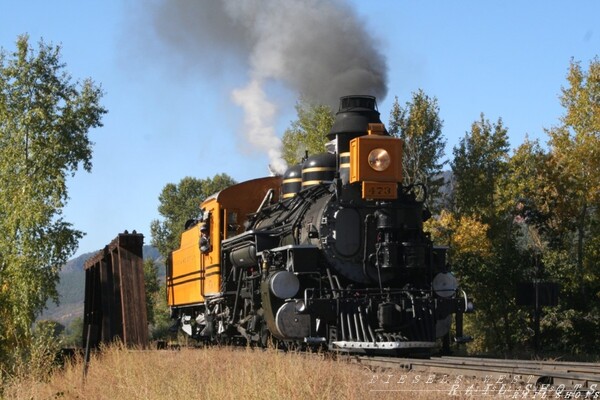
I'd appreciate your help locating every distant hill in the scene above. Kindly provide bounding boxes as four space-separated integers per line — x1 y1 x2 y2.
40 245 163 328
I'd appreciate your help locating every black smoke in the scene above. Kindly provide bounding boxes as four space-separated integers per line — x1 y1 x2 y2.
145 0 388 172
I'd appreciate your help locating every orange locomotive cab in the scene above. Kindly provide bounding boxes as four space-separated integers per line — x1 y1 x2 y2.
167 176 282 308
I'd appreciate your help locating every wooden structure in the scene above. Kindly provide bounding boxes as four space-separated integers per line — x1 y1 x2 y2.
83 231 148 349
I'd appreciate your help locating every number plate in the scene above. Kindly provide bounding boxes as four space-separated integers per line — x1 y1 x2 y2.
362 181 398 200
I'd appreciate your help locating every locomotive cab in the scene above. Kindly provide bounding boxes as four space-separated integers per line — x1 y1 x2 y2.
167 177 281 308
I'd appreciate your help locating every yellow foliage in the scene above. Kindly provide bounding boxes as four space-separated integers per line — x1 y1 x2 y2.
425 210 491 258
453 215 491 258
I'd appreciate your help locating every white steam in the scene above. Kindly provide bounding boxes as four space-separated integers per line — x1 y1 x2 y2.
231 79 287 174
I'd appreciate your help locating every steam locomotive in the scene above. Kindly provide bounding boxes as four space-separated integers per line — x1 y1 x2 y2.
166 95 471 354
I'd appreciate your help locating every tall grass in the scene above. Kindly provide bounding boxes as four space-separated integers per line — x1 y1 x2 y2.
2 344 485 399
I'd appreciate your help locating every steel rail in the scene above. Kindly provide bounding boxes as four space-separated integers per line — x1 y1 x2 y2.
351 355 600 390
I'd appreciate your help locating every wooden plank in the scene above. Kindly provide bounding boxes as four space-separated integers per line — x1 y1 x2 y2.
118 246 148 347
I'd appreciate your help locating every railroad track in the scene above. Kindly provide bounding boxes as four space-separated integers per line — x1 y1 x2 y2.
350 354 600 393
146 342 600 397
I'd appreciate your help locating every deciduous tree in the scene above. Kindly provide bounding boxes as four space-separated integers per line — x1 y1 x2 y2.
388 91 446 208
0 35 106 370
546 57 600 308
445 114 534 353
451 114 509 221
281 98 334 165
496 57 600 352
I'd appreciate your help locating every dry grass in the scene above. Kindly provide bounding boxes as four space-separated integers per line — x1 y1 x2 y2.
2 345 502 399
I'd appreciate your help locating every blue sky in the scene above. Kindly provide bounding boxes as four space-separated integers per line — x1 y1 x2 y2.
1 1 599 257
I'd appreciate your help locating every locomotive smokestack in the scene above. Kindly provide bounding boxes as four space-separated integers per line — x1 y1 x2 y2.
329 95 387 153
329 95 388 185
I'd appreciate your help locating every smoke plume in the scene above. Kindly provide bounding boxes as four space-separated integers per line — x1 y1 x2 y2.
148 0 388 173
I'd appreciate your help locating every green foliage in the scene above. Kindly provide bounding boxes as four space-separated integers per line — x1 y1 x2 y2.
427 209 530 354
0 35 105 375
143 258 172 340
61 316 83 348
1 320 64 386
547 58 600 303
439 58 600 356
149 287 172 340
150 174 236 260
451 114 509 221
281 98 334 165
388 91 446 208
445 112 533 354
144 258 160 325
498 139 552 224
515 58 600 353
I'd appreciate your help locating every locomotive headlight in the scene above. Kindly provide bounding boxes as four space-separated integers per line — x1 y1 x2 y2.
367 148 391 171
433 272 458 298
